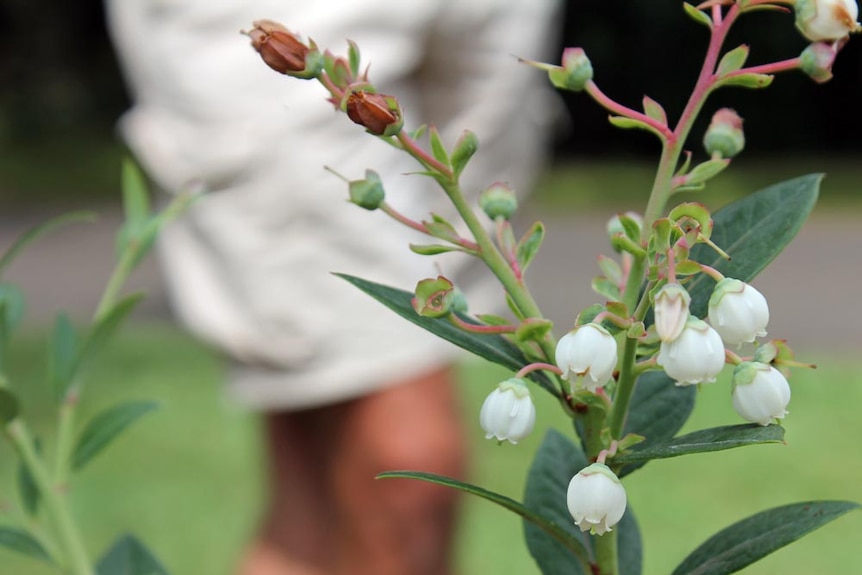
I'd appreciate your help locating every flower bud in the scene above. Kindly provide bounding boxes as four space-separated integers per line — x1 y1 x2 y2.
795 0 860 41
479 182 518 220
731 362 791 425
653 283 691 342
348 170 385 210
555 323 618 392
245 20 322 78
657 318 726 386
479 378 536 444
708 278 769 346
800 42 838 83
411 276 455 318
548 48 594 92
567 463 627 536
703 108 745 159
345 90 403 136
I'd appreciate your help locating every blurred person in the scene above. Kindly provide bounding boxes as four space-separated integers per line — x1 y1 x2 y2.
105 1 559 574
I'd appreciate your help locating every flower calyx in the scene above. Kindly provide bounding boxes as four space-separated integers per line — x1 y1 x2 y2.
244 20 323 79
411 276 455 318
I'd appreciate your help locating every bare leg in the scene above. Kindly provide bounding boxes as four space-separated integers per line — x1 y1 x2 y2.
329 366 466 575
238 365 465 575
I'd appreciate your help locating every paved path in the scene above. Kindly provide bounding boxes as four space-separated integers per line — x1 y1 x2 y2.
1 201 859 351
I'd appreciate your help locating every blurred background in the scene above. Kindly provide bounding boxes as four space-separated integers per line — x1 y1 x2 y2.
1 1 860 574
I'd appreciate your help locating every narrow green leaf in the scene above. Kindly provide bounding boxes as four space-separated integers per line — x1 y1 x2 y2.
379 470 591 569
451 130 478 177
0 387 20 424
672 501 860 575
608 116 664 141
523 430 591 575
683 3 713 27
685 159 730 186
0 284 25 332
516 222 545 272
73 401 159 471
17 438 41 515
0 527 53 563
0 211 96 278
49 313 79 401
715 73 773 89
620 371 696 477
613 424 784 465
592 277 621 301
80 294 145 372
347 40 361 78
716 45 750 76
642 95 667 124
336 274 556 395
429 127 451 168
409 244 464 256
121 159 152 238
687 174 821 318
96 534 169 575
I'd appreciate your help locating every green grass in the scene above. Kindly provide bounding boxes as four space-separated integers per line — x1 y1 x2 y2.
1 325 860 574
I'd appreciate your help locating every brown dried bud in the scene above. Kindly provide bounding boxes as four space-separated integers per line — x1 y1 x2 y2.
345 91 402 136
245 20 310 75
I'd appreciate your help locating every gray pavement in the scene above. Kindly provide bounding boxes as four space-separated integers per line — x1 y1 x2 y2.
1 202 859 351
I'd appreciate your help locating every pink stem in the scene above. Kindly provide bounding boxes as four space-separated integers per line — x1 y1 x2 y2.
596 440 619 464
516 362 564 379
585 81 673 140
396 131 453 178
448 313 517 334
379 202 430 234
725 57 802 78
698 263 725 282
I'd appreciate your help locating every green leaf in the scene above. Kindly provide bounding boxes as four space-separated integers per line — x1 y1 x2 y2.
79 294 145 373
592 277 620 301
0 527 53 563
617 508 643 575
687 174 820 318
96 534 169 575
429 127 451 168
408 243 465 256
608 116 664 141
18 439 41 515
516 222 545 272
716 45 749 76
49 313 79 401
450 130 478 177
619 371 696 477
683 3 713 27
73 401 159 471
0 387 20 424
642 95 667 124
684 159 730 186
613 424 784 465
379 469 591 570
715 73 773 90
336 274 556 395
121 159 152 239
672 501 860 575
0 211 96 278
523 430 591 575
347 39 361 78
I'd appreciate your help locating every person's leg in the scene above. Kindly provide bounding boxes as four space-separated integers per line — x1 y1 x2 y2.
238 407 339 575
328 365 466 575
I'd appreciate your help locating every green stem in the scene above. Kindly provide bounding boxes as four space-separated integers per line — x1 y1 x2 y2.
608 335 639 439
6 420 94 575
594 529 619 575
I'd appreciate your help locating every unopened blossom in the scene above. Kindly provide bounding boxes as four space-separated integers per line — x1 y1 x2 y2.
654 283 691 342
795 0 860 42
658 318 725 385
732 362 791 426
479 378 536 444
555 323 618 392
567 463 627 536
708 278 769 346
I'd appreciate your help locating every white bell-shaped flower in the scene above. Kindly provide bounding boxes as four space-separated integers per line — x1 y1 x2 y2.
708 278 769 346
479 378 536 444
658 318 726 386
567 463 627 536
732 362 791 426
795 0 860 41
654 283 691 342
555 323 618 392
